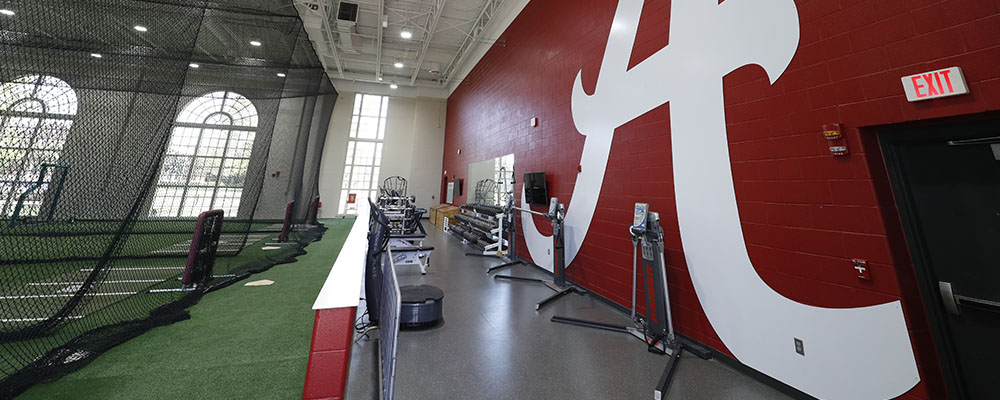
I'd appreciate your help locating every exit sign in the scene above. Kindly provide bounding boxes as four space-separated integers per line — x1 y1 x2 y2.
901 67 969 102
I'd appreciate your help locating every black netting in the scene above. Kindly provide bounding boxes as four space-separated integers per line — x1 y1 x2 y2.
0 0 335 396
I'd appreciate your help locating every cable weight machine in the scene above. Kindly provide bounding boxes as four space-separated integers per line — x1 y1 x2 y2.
487 197 586 310
549 203 711 399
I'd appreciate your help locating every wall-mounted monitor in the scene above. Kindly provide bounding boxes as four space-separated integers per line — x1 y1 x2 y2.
523 172 548 206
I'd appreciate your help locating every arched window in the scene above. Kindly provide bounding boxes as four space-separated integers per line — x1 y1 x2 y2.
150 91 258 218
0 75 78 218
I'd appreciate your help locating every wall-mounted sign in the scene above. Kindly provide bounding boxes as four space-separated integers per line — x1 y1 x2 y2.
347 193 356 204
901 66 968 102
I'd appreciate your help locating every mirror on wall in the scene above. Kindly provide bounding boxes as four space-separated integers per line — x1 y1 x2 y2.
467 153 514 206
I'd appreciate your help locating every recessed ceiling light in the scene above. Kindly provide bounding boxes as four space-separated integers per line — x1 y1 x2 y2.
277 73 286 77
250 40 262 46
189 63 200 68
90 53 103 58
0 9 15 16
400 30 412 39
389 83 398 89
393 61 404 68
134 25 148 32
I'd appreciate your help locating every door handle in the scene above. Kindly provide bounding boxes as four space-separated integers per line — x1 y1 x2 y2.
946 135 1000 145
939 281 1000 315
939 282 961 315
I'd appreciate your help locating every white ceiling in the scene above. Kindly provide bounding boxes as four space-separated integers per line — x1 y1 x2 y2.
293 0 527 98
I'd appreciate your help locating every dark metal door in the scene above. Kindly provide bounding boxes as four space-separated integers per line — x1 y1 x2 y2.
882 118 1000 399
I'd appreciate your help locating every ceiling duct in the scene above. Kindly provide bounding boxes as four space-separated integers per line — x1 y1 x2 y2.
337 2 359 22
335 2 360 54
299 2 324 30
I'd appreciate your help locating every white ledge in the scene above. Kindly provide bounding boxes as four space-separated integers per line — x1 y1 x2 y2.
312 206 369 310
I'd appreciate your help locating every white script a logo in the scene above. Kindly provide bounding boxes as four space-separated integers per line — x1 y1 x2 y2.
519 1 920 398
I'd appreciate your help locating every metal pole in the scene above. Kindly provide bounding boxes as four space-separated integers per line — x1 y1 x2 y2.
552 205 565 287
656 227 676 342
631 236 638 320
509 205 551 218
508 205 517 259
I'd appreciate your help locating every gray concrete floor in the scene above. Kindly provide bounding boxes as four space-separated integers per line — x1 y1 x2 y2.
347 226 793 400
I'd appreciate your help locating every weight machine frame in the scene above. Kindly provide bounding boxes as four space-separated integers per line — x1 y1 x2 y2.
378 176 427 236
487 198 586 311
548 204 711 399
388 234 434 275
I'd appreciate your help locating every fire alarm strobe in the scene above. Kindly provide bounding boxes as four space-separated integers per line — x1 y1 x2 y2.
822 123 842 140
823 123 849 156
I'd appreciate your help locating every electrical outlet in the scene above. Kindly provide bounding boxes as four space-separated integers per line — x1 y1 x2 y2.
794 338 805 356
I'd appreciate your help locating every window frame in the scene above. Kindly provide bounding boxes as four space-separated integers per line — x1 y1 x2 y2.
0 75 78 218
339 93 389 215
150 91 258 218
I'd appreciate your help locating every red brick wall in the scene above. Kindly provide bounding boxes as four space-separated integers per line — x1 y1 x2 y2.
442 1 1000 398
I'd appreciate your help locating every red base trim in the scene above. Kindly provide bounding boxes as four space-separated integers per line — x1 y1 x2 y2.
303 307 356 400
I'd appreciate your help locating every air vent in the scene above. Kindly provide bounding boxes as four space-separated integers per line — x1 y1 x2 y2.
337 2 359 22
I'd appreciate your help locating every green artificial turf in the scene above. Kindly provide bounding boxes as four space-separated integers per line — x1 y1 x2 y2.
0 220 281 262
0 220 280 236
18 218 356 400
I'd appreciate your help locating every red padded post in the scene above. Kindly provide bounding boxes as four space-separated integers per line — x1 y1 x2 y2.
280 200 295 242
309 195 321 225
182 209 225 286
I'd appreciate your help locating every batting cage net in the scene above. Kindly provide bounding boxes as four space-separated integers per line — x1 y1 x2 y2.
0 0 335 395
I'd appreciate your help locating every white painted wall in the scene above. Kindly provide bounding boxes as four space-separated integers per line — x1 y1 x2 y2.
316 93 353 218
317 92 446 217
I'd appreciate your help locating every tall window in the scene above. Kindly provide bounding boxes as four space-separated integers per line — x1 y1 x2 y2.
339 93 388 215
150 91 258 218
0 75 78 217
